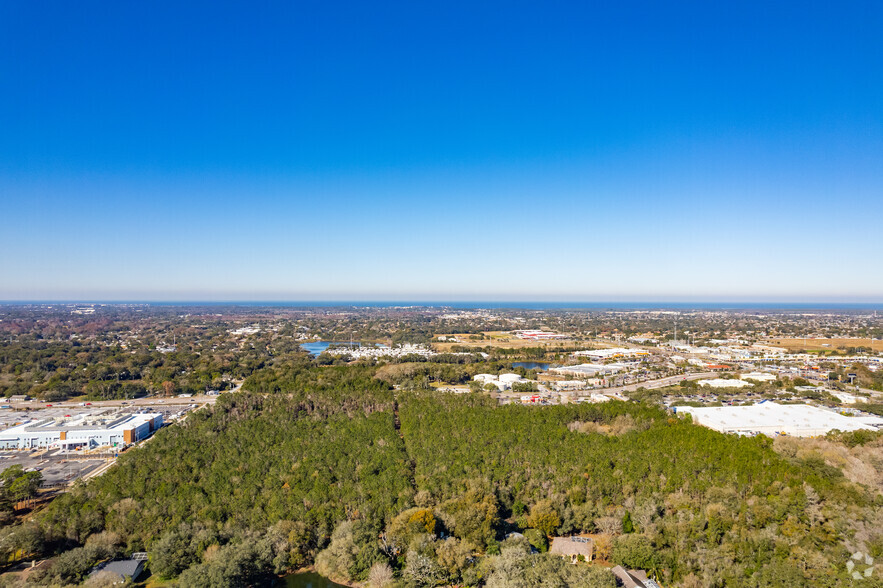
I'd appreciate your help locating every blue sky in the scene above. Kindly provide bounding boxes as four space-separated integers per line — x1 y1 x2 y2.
1 1 881 302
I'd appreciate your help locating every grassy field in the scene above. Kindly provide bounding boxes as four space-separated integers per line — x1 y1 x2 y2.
761 337 883 352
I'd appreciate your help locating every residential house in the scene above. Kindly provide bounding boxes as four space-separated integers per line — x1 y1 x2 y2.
549 536 593 563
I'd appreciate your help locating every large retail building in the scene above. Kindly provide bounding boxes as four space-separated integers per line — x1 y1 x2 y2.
674 402 883 437
0 411 163 450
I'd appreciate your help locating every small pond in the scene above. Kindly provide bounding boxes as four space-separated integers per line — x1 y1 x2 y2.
512 361 550 370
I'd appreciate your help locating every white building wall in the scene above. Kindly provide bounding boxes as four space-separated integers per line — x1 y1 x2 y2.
0 413 163 449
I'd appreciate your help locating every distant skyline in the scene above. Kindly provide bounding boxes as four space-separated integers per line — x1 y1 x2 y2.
2 1 882 302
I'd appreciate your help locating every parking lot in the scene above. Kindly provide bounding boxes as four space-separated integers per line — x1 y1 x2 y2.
0 403 202 485
0 449 109 486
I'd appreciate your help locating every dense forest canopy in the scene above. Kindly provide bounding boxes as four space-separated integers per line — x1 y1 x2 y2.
0 380 876 586
0 305 881 586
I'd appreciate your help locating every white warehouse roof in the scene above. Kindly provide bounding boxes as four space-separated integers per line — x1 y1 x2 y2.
676 402 883 437
473 374 497 382
573 348 649 359
697 378 754 388
498 373 525 383
0 411 163 450
740 372 777 382
551 363 624 377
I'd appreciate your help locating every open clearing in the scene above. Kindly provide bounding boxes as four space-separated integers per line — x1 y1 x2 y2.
761 337 883 352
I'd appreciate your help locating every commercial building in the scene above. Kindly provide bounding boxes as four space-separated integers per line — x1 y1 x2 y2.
551 363 625 377
697 378 753 389
574 393 613 403
0 411 163 450
675 402 883 437
740 372 777 382
573 348 649 360
472 373 527 391
704 364 732 371
498 373 525 384
553 380 590 391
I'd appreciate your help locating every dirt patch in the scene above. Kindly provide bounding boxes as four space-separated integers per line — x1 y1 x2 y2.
773 435 883 494
567 414 646 436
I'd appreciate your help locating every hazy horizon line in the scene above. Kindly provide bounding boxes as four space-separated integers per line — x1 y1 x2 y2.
2 299 882 309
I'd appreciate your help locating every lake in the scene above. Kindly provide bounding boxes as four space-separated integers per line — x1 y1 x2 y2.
283 572 348 588
512 361 550 370
300 341 359 356
300 341 388 356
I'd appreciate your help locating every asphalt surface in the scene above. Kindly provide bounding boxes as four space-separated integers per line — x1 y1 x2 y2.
0 450 109 486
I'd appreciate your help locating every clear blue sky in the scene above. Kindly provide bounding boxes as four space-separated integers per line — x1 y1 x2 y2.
1 1 881 302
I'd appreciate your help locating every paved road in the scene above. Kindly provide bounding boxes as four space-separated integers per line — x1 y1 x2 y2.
858 387 883 400
827 385 881 401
